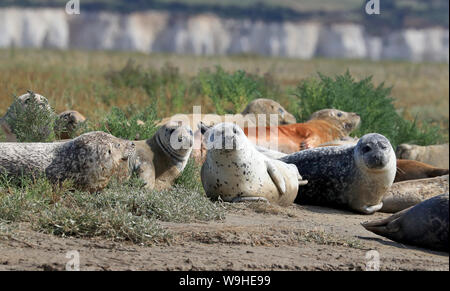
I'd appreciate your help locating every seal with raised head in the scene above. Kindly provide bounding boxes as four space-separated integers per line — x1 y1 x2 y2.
0 91 55 142
381 175 449 213
200 122 307 206
396 143 449 169
362 193 449 252
56 110 87 140
243 109 361 154
0 131 136 192
241 98 296 125
133 121 194 190
280 133 397 214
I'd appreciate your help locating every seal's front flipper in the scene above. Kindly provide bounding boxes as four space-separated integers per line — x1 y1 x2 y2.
232 197 269 203
361 209 406 236
266 160 286 195
360 203 384 214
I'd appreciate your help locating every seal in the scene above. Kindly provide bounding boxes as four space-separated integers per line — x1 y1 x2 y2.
0 131 136 192
56 110 87 140
381 175 449 213
241 98 296 125
200 122 307 206
279 133 397 214
396 143 449 169
243 109 360 153
0 91 55 142
133 121 194 190
362 193 449 252
157 98 296 128
395 159 448 182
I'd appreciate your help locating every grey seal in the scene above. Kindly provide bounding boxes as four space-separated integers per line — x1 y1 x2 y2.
362 193 449 252
0 131 136 192
280 133 397 214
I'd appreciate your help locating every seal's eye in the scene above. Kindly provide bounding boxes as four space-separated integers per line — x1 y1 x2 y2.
169 128 175 135
209 133 215 142
337 112 343 117
278 108 284 113
362 145 371 154
188 129 193 136
233 127 237 134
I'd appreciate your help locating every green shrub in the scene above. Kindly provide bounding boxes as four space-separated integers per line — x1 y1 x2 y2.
293 71 443 148
196 66 265 114
4 91 58 142
92 104 159 140
174 158 204 193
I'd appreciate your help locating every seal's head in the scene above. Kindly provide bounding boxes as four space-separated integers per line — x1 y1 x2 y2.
355 133 395 171
156 121 193 161
241 98 296 125
202 122 247 152
56 110 87 139
4 91 53 120
308 109 360 135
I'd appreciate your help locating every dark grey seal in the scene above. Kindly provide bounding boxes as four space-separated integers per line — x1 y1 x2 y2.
279 133 397 214
362 193 449 252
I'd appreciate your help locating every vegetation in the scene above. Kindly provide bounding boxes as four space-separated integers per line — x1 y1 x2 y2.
294 71 444 148
0 48 448 244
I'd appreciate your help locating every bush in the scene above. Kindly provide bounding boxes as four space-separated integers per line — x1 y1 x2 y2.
196 66 266 114
293 71 443 148
91 104 159 140
3 91 58 142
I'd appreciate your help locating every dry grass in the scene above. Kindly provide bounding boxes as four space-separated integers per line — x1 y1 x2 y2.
1 49 447 135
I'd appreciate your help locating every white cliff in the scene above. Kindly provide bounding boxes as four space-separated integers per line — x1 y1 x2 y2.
0 7 448 62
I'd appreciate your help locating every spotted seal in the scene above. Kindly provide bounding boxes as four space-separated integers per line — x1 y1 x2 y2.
133 122 193 190
280 133 397 214
0 131 136 192
200 122 307 206
362 193 449 252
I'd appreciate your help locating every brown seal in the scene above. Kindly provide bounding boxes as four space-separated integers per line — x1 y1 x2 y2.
0 131 136 192
244 109 361 153
133 122 193 190
56 110 87 140
395 159 449 182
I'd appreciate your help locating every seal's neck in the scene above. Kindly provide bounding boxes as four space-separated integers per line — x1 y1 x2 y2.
150 133 191 171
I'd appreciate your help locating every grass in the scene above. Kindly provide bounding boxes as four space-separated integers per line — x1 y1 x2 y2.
0 175 224 245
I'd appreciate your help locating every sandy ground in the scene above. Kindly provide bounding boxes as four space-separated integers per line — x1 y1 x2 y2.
0 203 448 271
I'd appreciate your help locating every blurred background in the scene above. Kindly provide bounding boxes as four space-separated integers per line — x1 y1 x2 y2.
0 0 448 61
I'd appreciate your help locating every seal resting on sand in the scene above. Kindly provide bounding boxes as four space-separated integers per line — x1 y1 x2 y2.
200 122 307 206
280 133 396 214
362 193 449 252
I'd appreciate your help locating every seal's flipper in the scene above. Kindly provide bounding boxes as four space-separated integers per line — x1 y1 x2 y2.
361 208 407 234
198 121 211 135
360 202 384 214
266 160 286 195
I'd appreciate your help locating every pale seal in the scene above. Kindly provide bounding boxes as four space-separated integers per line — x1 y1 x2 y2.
133 122 193 190
200 122 307 207
381 175 449 213
396 143 449 169
241 98 296 125
0 131 136 192
280 133 397 214
362 193 449 252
